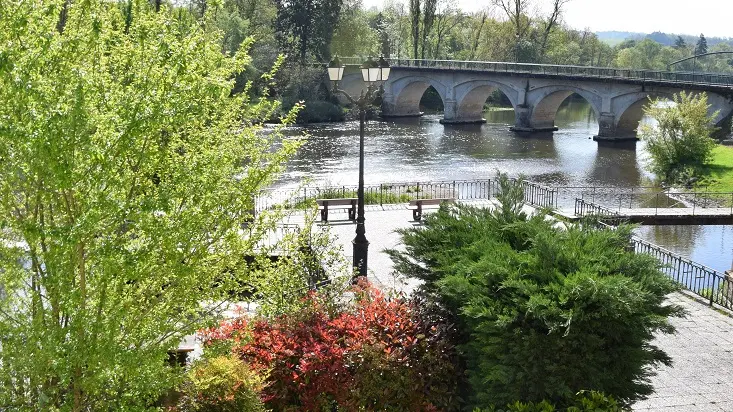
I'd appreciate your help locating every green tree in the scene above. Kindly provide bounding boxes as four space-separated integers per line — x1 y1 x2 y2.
330 0 379 57
388 176 683 409
695 33 708 55
274 0 342 64
0 0 302 409
674 35 687 50
640 92 719 183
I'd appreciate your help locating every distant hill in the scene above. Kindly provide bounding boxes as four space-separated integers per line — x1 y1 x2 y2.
596 31 733 48
596 31 646 45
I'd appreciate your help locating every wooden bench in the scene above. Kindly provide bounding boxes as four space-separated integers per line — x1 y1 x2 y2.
409 198 455 221
316 198 357 222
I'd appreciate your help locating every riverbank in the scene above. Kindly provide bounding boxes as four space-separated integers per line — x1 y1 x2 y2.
697 145 733 192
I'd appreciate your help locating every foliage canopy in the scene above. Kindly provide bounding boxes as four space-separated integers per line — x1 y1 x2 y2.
0 0 302 409
640 91 719 183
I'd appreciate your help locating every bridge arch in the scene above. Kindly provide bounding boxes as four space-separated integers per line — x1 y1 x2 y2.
526 86 602 131
450 79 519 123
612 92 673 138
384 75 448 118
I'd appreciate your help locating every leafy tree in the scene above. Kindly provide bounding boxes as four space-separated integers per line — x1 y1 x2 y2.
640 91 719 183
0 0 303 409
388 176 683 409
330 0 379 57
274 0 342 65
695 33 708 55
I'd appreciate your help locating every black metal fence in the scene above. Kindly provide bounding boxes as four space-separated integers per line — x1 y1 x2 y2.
520 180 557 208
574 198 621 219
631 237 733 311
255 179 495 213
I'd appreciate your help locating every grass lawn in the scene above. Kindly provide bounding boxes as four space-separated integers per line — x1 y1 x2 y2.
698 145 733 193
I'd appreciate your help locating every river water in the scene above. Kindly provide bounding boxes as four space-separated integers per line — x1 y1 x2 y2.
278 99 732 273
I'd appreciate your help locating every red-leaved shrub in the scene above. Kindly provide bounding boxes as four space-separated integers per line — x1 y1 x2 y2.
201 280 458 411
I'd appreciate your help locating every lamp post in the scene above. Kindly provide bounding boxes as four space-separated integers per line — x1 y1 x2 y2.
327 56 390 280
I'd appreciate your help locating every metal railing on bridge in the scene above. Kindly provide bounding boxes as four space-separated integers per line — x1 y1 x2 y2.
574 198 622 220
575 190 733 216
336 57 733 88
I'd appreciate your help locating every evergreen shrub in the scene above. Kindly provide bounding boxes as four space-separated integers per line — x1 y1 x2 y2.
388 175 684 408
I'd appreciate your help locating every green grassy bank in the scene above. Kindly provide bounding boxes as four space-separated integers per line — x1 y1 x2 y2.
698 145 733 192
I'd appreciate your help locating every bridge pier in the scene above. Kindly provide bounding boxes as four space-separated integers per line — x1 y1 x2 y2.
440 99 487 124
593 112 640 142
380 92 424 119
509 106 558 133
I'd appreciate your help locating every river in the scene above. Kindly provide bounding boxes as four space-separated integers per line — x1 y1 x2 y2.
277 98 732 273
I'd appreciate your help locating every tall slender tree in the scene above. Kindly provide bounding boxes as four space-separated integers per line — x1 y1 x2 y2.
695 33 708 56
674 35 687 50
409 0 421 59
420 0 438 59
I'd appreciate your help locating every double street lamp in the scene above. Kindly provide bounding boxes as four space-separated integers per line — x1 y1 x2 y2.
327 56 391 279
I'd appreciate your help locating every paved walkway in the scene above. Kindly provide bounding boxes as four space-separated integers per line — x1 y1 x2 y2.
633 294 733 412
280 204 733 411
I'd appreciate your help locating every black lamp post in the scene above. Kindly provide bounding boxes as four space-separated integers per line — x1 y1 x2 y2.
327 56 390 280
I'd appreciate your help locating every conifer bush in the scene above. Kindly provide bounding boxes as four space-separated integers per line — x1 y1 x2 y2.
388 176 684 409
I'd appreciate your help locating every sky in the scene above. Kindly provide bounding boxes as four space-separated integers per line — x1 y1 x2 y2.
363 0 733 38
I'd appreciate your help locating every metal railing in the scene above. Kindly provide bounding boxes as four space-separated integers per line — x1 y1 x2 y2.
574 198 621 220
631 237 733 311
335 57 733 88
577 190 733 216
521 180 557 208
255 179 495 213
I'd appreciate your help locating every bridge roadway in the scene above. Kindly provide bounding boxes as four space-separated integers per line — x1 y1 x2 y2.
335 58 733 142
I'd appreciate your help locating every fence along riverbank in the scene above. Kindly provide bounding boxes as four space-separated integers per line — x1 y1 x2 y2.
257 179 733 311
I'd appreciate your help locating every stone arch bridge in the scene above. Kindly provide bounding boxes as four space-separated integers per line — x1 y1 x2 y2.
336 59 733 141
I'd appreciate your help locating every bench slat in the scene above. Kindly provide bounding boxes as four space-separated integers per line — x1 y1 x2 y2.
408 198 455 206
316 198 357 206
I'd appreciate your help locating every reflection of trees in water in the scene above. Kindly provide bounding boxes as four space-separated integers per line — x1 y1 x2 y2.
587 144 642 187
484 108 516 124
555 95 597 127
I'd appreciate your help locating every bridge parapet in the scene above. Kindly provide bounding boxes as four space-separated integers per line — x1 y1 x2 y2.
338 57 733 89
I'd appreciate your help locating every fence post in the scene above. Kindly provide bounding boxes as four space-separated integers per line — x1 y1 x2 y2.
709 277 716 307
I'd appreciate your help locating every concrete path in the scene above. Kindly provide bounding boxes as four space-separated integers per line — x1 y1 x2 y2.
633 294 733 412
280 203 733 412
